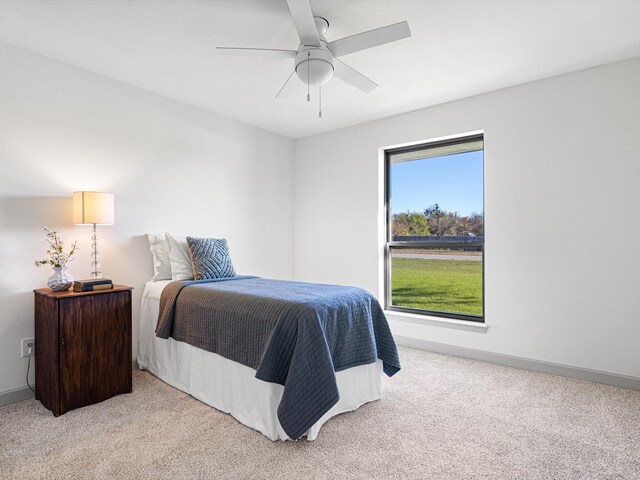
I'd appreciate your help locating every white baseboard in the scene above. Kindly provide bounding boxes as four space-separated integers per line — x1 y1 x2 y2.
0 385 35 407
1 361 140 408
3 348 637 408
395 335 640 391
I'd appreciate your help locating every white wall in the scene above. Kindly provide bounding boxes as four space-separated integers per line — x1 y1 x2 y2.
293 58 640 378
2 39 639 397
0 42 294 394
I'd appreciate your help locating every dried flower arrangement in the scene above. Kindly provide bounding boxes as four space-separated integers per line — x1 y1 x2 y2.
34 227 79 268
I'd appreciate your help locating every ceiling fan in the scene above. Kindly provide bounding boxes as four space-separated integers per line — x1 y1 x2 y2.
217 0 411 117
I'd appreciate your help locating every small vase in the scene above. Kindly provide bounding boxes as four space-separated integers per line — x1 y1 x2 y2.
47 266 73 292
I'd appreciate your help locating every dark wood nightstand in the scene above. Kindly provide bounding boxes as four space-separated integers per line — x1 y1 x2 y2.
34 285 133 416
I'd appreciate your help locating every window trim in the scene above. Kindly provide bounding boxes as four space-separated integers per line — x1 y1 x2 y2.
384 134 485 323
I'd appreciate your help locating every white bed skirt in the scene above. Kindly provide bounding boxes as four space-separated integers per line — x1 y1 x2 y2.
137 281 383 441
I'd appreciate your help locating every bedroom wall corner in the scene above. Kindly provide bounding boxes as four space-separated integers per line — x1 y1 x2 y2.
291 57 640 379
0 42 295 396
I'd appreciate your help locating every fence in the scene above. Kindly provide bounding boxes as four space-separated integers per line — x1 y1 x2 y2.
392 235 484 243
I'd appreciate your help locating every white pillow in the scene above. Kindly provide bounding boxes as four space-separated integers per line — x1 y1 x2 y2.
165 233 194 281
147 233 172 281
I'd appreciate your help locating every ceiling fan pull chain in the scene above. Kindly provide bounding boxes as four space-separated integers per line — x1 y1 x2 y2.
319 85 322 118
307 51 311 101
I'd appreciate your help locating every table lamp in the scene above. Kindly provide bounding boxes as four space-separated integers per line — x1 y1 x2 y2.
73 192 115 279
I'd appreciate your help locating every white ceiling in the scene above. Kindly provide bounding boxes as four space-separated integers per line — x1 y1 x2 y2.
1 1 640 139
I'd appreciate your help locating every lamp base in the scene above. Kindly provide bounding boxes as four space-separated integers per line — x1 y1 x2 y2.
90 223 103 279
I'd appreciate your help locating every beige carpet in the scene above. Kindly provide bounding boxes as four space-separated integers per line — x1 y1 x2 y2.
1 346 639 479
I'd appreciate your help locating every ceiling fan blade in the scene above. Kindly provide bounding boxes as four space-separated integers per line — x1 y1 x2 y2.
216 47 297 58
327 21 411 58
287 0 320 47
333 59 378 93
275 71 299 98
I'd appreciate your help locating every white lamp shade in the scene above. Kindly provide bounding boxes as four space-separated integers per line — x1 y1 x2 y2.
73 192 115 225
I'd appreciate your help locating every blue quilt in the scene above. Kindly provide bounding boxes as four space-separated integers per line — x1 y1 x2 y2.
155 277 401 439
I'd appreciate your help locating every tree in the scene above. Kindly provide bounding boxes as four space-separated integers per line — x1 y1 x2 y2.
393 205 483 238
466 213 484 236
392 213 411 237
392 212 430 237
423 204 483 237
424 204 458 236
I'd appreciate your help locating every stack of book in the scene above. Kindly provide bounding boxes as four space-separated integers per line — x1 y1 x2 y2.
73 278 114 292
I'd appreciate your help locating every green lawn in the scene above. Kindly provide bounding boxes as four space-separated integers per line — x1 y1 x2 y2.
391 257 483 316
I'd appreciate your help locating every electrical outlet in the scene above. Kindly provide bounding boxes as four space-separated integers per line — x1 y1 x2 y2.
21 338 35 358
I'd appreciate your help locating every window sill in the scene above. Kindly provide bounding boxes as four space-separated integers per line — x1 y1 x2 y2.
384 310 489 333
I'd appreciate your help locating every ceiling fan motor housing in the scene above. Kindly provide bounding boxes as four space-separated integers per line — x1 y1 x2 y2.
294 17 334 87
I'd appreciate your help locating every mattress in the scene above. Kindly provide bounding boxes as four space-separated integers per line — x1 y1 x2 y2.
137 280 384 441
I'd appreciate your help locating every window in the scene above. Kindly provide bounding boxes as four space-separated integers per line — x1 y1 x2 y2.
385 134 484 322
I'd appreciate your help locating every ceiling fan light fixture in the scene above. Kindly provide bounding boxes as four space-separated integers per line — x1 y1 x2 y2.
296 58 334 86
294 47 335 86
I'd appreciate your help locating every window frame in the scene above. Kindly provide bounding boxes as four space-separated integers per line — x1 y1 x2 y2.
384 134 485 323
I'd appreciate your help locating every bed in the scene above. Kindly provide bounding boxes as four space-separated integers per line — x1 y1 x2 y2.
137 275 400 441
